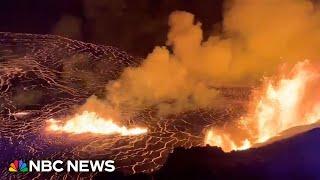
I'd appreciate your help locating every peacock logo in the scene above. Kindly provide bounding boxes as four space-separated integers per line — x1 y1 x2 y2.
9 160 28 173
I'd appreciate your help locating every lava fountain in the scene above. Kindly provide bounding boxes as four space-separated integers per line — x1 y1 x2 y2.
47 111 147 136
205 60 320 152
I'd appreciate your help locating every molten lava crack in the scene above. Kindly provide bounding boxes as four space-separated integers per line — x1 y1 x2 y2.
48 111 148 136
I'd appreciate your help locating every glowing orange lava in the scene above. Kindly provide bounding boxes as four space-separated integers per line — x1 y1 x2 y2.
47 111 147 136
205 60 320 152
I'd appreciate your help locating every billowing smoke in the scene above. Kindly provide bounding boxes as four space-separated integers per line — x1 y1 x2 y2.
52 15 83 40
106 12 222 114
84 0 320 116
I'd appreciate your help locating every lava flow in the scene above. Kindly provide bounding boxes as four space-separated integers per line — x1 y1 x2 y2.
47 111 148 136
205 60 320 152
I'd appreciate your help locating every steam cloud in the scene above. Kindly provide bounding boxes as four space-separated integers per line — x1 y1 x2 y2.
83 0 320 116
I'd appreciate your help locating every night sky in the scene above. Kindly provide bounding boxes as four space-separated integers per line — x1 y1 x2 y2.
0 0 223 56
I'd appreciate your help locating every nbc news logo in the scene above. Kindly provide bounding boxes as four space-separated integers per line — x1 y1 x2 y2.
9 159 115 173
9 160 28 173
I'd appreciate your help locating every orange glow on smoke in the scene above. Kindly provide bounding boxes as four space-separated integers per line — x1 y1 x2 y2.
205 60 320 152
47 111 147 136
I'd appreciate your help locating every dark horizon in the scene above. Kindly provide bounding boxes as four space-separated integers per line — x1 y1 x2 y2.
0 0 223 56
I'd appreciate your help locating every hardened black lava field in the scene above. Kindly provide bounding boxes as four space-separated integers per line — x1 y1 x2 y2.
0 32 250 179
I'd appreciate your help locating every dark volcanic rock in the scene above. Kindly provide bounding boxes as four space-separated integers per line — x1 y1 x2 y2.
154 128 320 179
